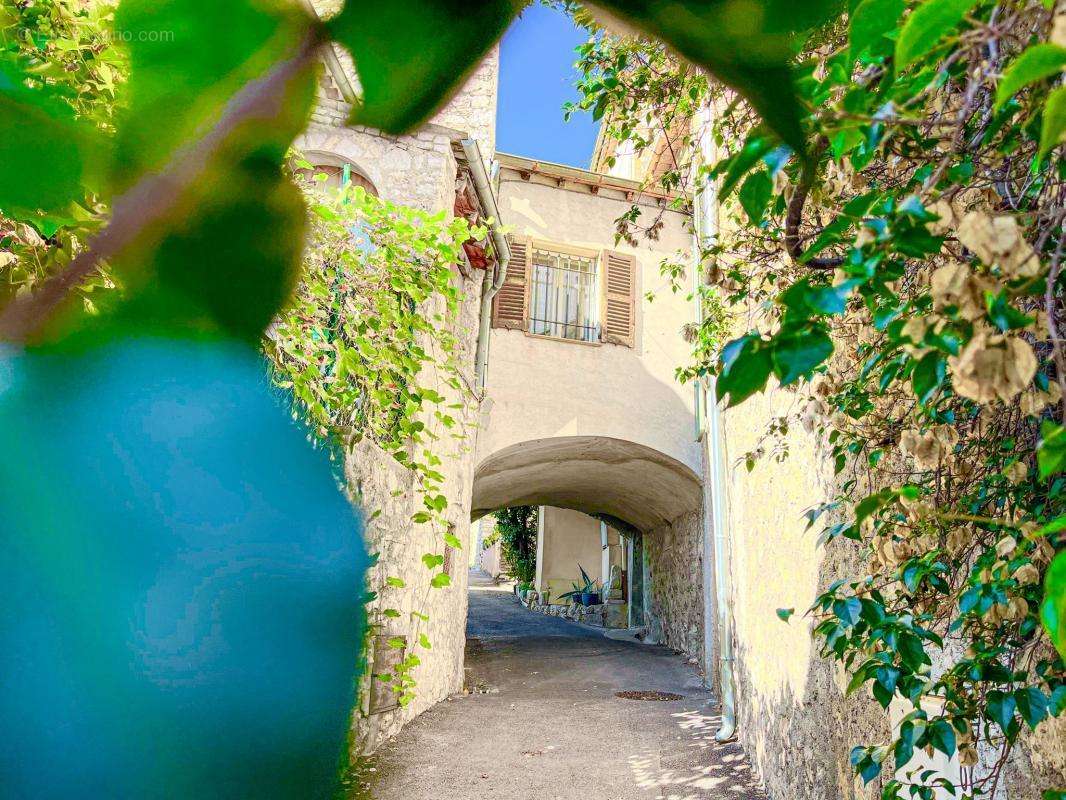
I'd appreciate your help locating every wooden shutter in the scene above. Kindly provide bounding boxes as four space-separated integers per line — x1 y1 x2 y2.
601 250 637 347
492 235 531 330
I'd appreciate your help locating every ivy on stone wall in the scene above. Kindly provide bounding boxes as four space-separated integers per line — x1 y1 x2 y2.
266 168 482 708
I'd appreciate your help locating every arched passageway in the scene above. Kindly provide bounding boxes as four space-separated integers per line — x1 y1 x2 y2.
470 434 708 679
471 435 702 532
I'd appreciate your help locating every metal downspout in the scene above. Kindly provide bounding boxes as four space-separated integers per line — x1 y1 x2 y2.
693 106 737 743
460 138 511 390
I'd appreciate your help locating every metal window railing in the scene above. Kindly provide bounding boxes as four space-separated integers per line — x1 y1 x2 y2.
528 250 599 343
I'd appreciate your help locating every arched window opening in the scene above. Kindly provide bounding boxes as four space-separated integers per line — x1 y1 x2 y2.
295 152 378 195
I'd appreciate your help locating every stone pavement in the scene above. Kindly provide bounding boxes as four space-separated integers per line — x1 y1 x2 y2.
368 570 768 800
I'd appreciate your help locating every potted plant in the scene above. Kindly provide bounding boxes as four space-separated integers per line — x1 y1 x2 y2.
557 566 601 606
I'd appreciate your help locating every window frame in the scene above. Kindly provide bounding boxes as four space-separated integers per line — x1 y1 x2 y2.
523 238 603 347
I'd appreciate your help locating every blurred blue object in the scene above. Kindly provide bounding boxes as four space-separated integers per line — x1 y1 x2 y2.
0 336 368 799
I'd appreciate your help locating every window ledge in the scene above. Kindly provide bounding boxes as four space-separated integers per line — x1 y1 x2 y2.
524 330 603 348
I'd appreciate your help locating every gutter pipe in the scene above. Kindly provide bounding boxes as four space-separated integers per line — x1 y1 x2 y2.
461 137 510 390
693 107 737 744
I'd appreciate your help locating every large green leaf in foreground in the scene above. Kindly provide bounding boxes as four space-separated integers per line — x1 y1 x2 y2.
0 56 100 218
112 0 311 190
1044 551 1066 660
330 0 844 154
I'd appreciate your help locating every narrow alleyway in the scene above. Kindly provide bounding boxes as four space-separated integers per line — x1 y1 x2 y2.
369 570 767 800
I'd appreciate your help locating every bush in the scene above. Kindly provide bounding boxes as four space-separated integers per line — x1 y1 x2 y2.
493 506 538 585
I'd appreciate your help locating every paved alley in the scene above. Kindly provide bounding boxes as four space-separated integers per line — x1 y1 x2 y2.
369 570 767 800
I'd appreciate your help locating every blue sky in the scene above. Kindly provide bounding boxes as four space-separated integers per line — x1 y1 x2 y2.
496 4 599 168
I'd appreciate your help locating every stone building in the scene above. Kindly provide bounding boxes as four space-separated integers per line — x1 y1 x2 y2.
472 151 705 653
296 2 505 752
300 6 708 756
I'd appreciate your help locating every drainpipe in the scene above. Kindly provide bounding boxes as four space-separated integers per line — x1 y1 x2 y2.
460 138 511 390
693 106 737 744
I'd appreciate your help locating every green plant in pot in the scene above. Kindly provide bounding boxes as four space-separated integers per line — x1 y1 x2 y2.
557 566 600 607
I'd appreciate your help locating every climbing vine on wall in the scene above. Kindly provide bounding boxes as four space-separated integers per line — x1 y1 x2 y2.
570 0 1066 796
267 168 479 517
266 170 482 706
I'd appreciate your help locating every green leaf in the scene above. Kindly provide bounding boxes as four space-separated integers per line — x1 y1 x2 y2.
1038 421 1066 478
1040 85 1066 159
1050 685 1066 717
986 290 1036 332
421 553 445 570
776 607 795 622
894 723 916 768
110 0 317 340
898 631 931 670
834 596 862 626
1015 687 1049 729
587 0 845 155
850 0 905 58
0 55 100 216
1042 550 1066 661
895 0 979 70
716 334 773 406
738 170 773 224
771 327 834 385
926 719 957 756
1034 515 1066 538
430 572 452 589
117 161 309 341
715 130 778 198
986 690 1017 732
330 0 517 133
443 532 463 549
911 351 946 403
113 0 312 188
995 43 1066 110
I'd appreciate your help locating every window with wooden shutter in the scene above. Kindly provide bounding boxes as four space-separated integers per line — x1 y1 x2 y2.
491 235 531 330
601 250 637 347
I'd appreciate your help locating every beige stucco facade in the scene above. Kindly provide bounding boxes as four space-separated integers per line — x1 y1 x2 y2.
478 156 699 478
472 156 709 667
535 506 603 601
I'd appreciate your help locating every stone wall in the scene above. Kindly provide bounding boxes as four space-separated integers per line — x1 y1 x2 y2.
430 46 500 155
720 380 895 800
645 509 705 665
296 46 500 755
346 260 484 754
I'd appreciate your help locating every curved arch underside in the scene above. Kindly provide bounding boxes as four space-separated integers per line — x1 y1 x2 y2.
471 436 702 532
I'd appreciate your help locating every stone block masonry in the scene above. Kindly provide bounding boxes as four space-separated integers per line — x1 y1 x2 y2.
294 46 500 756
645 509 705 664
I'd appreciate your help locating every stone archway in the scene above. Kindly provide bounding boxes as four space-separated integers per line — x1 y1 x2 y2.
471 434 706 651
471 435 701 532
